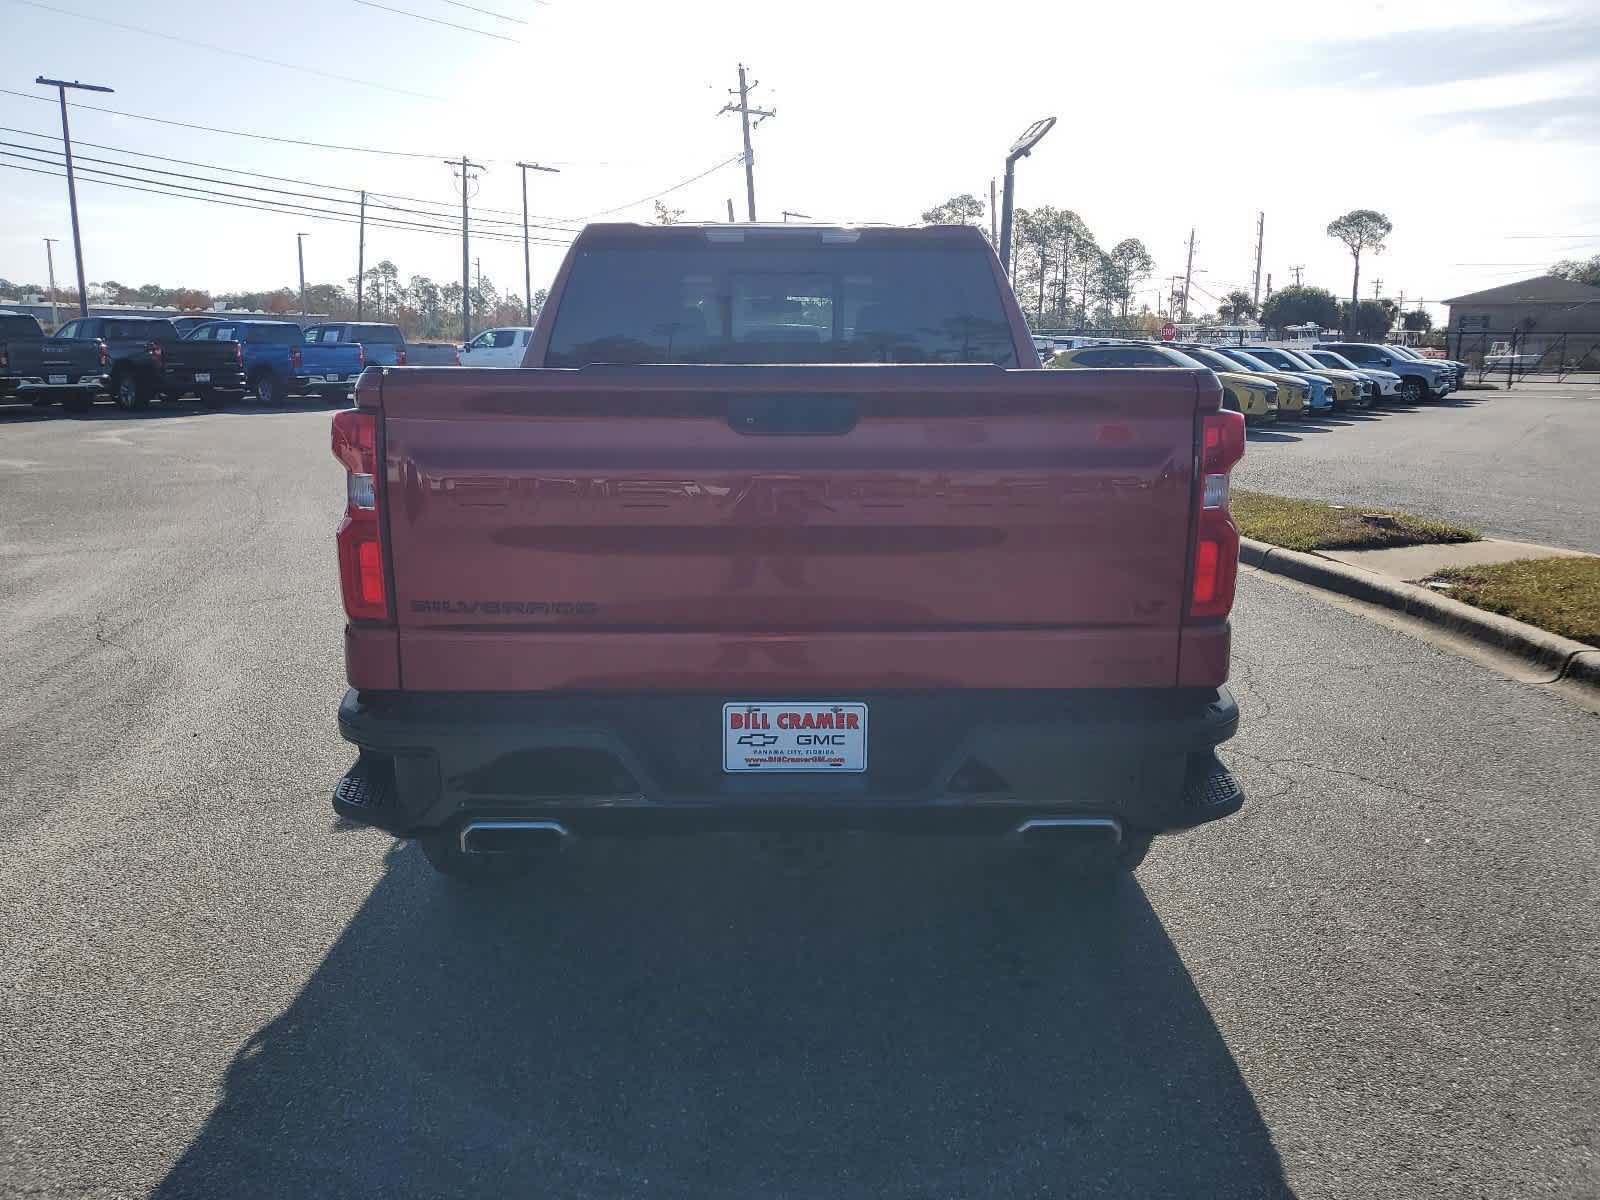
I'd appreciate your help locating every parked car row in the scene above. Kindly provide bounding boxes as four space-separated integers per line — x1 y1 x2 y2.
2 312 543 416
1044 338 1466 421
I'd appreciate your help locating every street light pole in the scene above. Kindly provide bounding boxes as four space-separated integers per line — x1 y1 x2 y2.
43 238 60 328
36 76 113 318
515 161 559 327
781 210 811 222
997 116 1057 280
296 232 309 316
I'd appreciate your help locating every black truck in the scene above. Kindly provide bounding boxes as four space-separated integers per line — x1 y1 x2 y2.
53 316 246 410
0 310 107 412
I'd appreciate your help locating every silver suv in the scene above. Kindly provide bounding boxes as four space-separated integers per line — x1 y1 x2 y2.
1314 342 1452 403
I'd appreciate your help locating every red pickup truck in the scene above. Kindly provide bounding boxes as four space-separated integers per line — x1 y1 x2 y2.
330 223 1246 883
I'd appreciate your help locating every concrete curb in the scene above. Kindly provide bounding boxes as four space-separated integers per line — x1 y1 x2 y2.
1240 537 1599 691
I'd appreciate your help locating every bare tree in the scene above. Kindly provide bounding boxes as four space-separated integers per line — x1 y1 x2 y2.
1326 210 1392 333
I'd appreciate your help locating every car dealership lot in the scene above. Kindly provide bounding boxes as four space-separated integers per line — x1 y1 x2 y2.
1 406 1597 1198
1237 381 1600 553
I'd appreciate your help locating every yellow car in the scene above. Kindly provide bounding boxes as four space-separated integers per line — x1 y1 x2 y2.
1242 345 1371 410
1179 345 1309 419
1050 342 1279 420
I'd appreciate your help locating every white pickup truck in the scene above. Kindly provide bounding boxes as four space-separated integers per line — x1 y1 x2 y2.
460 326 536 367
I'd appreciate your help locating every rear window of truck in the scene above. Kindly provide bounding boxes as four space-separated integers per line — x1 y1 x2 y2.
545 238 1017 367
102 319 179 339
243 323 305 345
0 314 43 338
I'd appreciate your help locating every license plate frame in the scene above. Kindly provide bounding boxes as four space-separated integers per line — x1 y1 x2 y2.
722 701 868 773
47 374 68 385
194 372 211 384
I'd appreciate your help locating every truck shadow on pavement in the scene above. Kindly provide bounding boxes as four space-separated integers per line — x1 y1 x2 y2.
152 839 1291 1199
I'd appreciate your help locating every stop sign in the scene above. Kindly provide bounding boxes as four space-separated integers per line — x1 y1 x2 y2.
1160 321 1177 341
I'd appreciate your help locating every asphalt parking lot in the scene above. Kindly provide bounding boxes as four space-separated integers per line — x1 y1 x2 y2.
2 402 1598 1198
1236 380 1600 552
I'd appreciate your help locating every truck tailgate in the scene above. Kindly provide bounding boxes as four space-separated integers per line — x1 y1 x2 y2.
376 365 1211 690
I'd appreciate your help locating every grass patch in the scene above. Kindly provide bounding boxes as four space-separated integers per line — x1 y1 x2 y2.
1427 556 1600 647
1233 490 1480 552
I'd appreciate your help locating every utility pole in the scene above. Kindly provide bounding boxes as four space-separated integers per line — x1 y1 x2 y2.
37 76 113 318
990 178 998 248
1180 228 1196 322
43 238 60 328
296 232 309 316
515 161 559 326
475 257 482 293
1291 264 1304 287
726 198 735 223
719 64 774 221
1037 241 1047 322
1058 232 1071 322
1372 276 1383 301
355 191 366 319
447 155 484 342
1265 272 1272 299
1251 211 1264 308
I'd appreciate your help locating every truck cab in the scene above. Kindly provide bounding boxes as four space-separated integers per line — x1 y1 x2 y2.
460 326 535 367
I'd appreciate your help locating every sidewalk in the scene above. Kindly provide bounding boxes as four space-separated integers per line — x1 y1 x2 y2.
1318 537 1597 582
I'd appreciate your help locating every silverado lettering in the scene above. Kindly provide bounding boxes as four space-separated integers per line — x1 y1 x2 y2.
411 600 599 616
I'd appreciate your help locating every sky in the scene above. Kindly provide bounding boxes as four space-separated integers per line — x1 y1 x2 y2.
2 0 1598 320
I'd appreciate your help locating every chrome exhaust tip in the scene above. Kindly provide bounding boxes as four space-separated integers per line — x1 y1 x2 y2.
1016 817 1122 848
459 820 570 855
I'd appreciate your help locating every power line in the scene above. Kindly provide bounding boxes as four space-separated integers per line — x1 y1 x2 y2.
2 90 751 228
1 124 583 231
439 0 536 21
348 0 518 41
0 88 686 175
14 0 443 101
0 142 574 242
0 156 570 248
559 153 745 221
0 87 457 159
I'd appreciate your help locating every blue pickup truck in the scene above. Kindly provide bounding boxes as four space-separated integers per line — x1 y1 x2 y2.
301 321 461 368
184 319 364 405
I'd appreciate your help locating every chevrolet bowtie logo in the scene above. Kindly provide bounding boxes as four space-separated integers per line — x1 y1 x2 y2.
736 733 780 748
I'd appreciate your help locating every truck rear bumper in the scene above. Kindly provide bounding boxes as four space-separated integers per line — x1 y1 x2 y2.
13 374 107 392
333 686 1244 840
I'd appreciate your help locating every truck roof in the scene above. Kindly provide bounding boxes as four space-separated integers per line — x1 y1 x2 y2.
575 222 990 243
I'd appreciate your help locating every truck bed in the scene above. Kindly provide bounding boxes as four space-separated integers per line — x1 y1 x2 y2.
357 362 1225 693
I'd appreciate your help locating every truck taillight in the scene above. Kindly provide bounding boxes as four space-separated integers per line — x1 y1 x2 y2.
234 341 243 366
100 340 111 368
291 346 303 370
395 346 406 365
358 343 366 368
453 344 461 365
331 408 389 622
1189 409 1245 620
147 340 163 368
